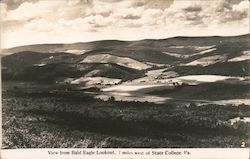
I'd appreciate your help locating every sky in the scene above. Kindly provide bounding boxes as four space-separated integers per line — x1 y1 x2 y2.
0 0 249 48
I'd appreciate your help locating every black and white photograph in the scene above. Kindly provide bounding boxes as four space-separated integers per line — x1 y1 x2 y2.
1 0 250 150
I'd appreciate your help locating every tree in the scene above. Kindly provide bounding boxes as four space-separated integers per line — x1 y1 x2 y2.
108 96 115 102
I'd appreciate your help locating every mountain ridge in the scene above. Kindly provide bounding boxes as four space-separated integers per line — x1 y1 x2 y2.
2 34 249 55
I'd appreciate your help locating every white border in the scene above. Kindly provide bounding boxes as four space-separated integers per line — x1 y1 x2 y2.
1 148 249 159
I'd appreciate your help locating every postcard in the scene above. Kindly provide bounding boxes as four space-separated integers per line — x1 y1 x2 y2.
1 0 250 159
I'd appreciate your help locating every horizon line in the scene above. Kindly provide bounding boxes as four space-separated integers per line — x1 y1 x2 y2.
2 33 250 50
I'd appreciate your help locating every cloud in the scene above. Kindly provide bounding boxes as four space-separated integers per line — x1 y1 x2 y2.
115 7 143 21
4 1 61 21
1 20 26 32
165 0 249 27
98 0 123 2
144 0 174 10
1 0 38 10
184 6 202 12
0 0 249 48
213 0 248 23
122 15 141 20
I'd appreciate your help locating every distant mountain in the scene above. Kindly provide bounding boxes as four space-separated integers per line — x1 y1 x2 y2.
3 34 249 55
2 34 250 85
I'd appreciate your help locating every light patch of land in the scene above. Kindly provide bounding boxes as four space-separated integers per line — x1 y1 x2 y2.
96 93 168 104
102 75 244 93
228 51 250 62
169 46 185 49
64 49 90 54
49 49 90 54
229 117 250 125
85 70 102 77
168 45 216 51
81 54 151 70
71 77 121 86
193 45 216 51
33 64 46 67
104 73 245 92
185 55 227 66
212 99 250 106
162 52 189 58
130 68 178 84
163 46 216 58
100 82 250 105
194 48 217 56
146 68 169 77
145 62 168 67
99 74 247 105
173 75 244 83
102 84 165 92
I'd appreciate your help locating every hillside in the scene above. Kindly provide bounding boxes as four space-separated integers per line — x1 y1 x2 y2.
81 54 151 70
2 34 250 149
2 61 143 83
171 60 250 76
2 34 250 103
2 51 77 71
148 82 250 100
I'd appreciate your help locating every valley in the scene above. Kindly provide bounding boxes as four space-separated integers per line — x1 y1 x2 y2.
1 34 250 148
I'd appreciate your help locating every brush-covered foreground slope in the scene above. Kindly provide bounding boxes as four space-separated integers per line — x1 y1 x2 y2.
2 90 250 148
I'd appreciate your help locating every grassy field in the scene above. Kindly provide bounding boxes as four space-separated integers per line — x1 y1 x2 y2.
2 83 250 148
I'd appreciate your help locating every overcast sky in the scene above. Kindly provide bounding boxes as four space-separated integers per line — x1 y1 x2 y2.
1 0 249 48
